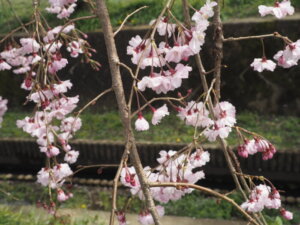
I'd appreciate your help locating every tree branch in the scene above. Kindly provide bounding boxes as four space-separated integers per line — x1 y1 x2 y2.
114 6 148 37
95 1 161 224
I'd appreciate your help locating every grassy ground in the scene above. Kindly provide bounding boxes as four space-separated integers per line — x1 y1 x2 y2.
0 0 299 34
0 181 299 225
0 111 299 150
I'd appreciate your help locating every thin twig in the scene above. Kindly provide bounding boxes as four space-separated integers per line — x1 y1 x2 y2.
6 0 29 33
113 6 148 37
0 20 35 44
109 145 130 225
131 96 184 118
223 32 292 44
95 1 161 224
204 78 216 104
118 62 136 79
75 87 113 116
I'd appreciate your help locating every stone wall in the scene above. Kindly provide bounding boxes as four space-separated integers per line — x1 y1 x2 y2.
1 18 299 114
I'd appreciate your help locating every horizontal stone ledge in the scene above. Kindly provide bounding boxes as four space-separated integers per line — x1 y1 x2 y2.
0 138 299 183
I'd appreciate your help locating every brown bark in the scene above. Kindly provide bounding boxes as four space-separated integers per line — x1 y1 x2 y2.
95 1 161 224
212 0 224 102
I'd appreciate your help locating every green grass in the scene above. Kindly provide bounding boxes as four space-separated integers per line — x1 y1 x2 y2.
0 181 299 224
0 206 103 225
0 110 299 150
0 0 299 34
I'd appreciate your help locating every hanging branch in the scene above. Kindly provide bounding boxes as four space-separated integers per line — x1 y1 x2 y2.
109 147 130 225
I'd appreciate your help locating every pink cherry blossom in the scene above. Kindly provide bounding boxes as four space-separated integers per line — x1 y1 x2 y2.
116 211 127 225
60 117 82 133
203 121 232 142
57 189 70 202
48 56 68 74
241 184 282 213
274 40 300 68
280 208 293 220
213 101 236 127
258 1 294 19
135 114 150 131
43 25 75 43
37 167 52 187
150 17 176 38
0 97 8 128
0 59 11 71
67 40 85 58
165 44 192 63
40 145 60 158
189 149 210 167
177 101 213 128
192 0 217 21
53 80 73 94
151 104 169 125
64 150 79 164
238 138 276 160
120 166 140 188
189 29 206 54
156 150 177 166
44 41 63 53
46 0 77 19
138 205 165 225
19 38 41 54
251 58 276 72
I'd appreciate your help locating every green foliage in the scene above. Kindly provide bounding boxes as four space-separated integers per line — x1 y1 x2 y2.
1 181 300 224
0 111 299 150
0 206 104 225
0 0 299 33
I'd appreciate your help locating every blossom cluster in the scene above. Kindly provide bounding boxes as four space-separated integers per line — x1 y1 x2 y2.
274 39 300 68
0 23 93 88
241 184 281 213
46 0 77 19
178 101 236 142
251 40 300 72
241 184 293 220
135 104 169 131
16 79 81 199
250 1 300 73
258 0 294 19
120 149 210 224
127 0 217 95
0 96 8 128
135 99 237 144
0 1 98 203
238 137 276 160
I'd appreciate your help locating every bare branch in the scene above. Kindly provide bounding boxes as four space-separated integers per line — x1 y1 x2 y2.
223 32 292 43
95 0 161 224
114 6 148 37
109 146 130 225
0 20 35 44
131 96 184 118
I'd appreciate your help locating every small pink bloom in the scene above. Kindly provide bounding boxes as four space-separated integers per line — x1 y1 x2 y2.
64 150 79 164
251 58 276 72
280 209 293 220
151 104 169 125
258 1 294 18
57 189 69 202
135 114 149 131
0 59 11 71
